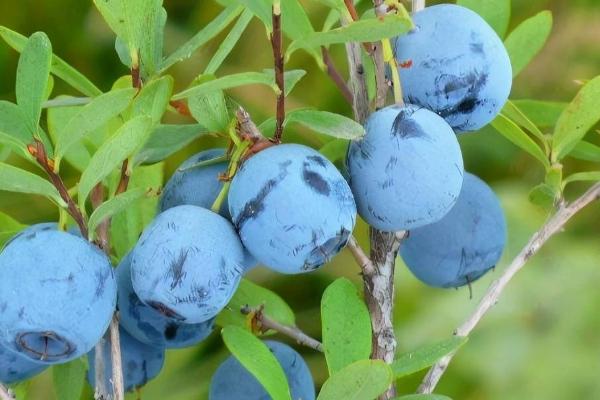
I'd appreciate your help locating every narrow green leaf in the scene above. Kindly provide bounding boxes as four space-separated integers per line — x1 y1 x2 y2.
188 90 230 133
0 212 25 248
0 26 102 96
282 69 307 96
321 278 371 375
205 10 254 75
563 171 600 188
319 139 349 164
78 116 153 208
216 279 295 331
491 114 549 167
135 124 209 165
0 100 30 144
502 100 546 144
457 0 511 38
111 163 163 258
569 141 600 162
552 76 600 161
511 99 566 128
504 11 553 77
287 12 413 58
392 395 452 400
173 70 306 100
529 183 557 209
160 5 243 72
54 88 137 166
0 131 34 162
16 32 52 135
391 337 468 379
236 0 272 31
287 109 365 140
132 76 173 125
281 0 322 64
221 326 292 400
127 0 163 77
317 360 394 400
0 162 65 206
88 188 152 238
52 358 87 400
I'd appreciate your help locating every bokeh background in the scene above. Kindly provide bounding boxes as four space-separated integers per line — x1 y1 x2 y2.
1 1 600 399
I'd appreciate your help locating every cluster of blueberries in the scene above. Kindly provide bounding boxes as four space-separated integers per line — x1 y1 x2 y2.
0 4 511 398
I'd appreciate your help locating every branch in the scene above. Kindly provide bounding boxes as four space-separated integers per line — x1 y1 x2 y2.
372 0 388 109
0 384 14 400
115 160 131 196
412 0 426 11
321 47 353 105
347 235 374 275
241 305 324 352
109 315 124 400
270 2 285 143
418 182 600 394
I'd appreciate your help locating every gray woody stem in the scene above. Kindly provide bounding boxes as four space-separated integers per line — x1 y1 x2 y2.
418 182 600 393
0 384 14 400
109 315 124 400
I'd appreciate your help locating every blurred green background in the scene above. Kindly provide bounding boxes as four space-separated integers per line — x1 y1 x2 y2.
1 1 600 399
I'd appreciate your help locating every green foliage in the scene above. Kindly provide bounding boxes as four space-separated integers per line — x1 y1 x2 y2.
511 100 566 127
136 124 209 165
569 141 600 162
319 139 349 163
457 0 511 38
286 109 365 140
188 90 230 133
0 162 65 206
0 211 25 248
391 337 467 379
317 360 394 400
491 114 549 168
216 278 295 331
52 358 87 400
131 76 174 125
205 10 254 75
221 326 292 400
393 395 452 400
504 11 553 77
321 278 372 375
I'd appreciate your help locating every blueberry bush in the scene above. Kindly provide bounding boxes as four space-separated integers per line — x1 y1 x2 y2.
1 0 600 399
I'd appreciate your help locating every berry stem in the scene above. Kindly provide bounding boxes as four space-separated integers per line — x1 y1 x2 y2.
271 0 285 143
321 46 353 105
381 38 404 106
211 140 250 213
418 182 600 393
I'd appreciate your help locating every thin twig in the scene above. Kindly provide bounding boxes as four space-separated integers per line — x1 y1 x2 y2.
372 0 388 109
418 183 600 393
115 160 130 196
91 184 110 250
347 235 375 275
109 315 124 400
0 384 14 400
321 47 353 105
241 306 323 352
270 1 285 143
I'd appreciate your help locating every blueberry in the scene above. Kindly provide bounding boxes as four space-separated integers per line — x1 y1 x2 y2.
87 327 165 392
209 340 315 400
400 173 507 288
0 228 116 364
130 205 245 324
228 144 356 274
117 253 214 349
346 105 464 231
394 4 512 132
0 344 46 384
159 149 229 217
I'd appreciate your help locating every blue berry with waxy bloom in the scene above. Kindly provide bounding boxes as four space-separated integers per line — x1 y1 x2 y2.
131 205 245 324
400 172 507 288
210 340 315 400
87 327 165 392
0 228 117 365
117 253 214 349
0 344 46 384
393 4 512 132
346 104 464 232
228 144 356 274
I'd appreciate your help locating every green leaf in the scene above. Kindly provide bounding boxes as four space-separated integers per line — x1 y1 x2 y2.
563 171 600 188
52 357 87 400
287 109 365 140
491 114 549 167
317 360 394 400
391 337 468 379
0 131 34 163
205 10 254 75
0 26 102 96
173 70 306 100
501 100 546 144
188 90 230 133
16 32 52 135
319 139 349 164
552 76 600 161
135 124 209 165
504 11 553 77
221 326 292 400
511 100 566 128
392 395 452 400
132 76 173 125
88 187 153 239
160 5 243 72
529 183 557 209
0 101 30 145
54 88 137 167
0 212 25 249
457 0 511 38
111 163 163 259
78 116 153 208
321 278 371 375
0 162 65 207
287 12 413 58
281 0 322 64
569 141 600 162
282 69 308 96
216 279 295 331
